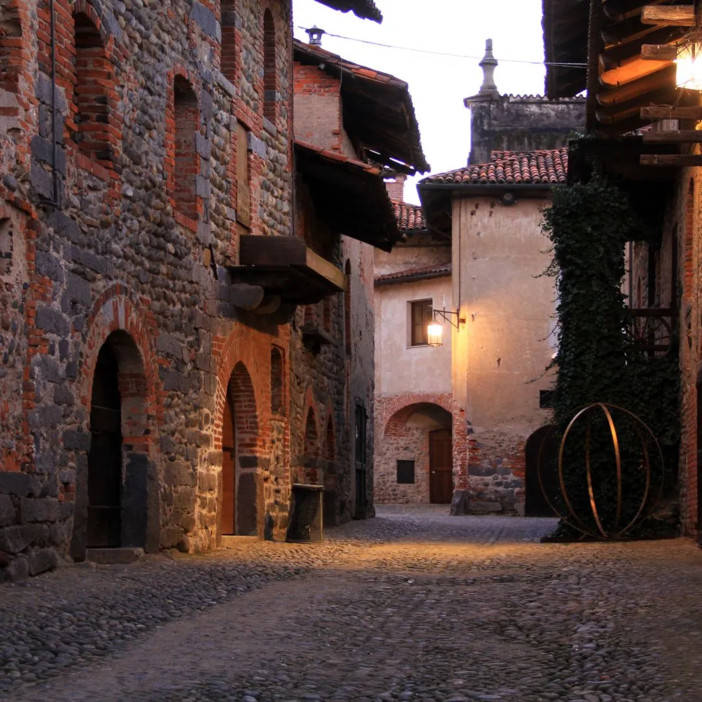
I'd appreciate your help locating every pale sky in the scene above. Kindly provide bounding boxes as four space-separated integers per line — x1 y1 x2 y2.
292 0 546 203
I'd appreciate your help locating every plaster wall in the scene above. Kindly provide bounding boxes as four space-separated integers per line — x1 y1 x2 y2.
452 195 556 513
375 276 452 397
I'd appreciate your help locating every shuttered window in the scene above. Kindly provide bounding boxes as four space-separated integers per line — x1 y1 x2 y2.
410 299 433 346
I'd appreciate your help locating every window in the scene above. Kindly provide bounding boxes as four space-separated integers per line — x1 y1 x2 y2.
221 0 236 83
236 121 251 230
173 77 199 219
410 299 433 346
263 9 276 122
73 11 111 162
397 460 415 484
270 346 284 415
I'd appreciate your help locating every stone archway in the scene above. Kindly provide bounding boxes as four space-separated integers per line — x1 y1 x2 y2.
220 362 260 536
71 330 157 559
376 402 453 504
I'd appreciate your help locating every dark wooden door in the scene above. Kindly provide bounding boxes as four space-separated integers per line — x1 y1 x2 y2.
222 392 236 535
87 344 122 548
697 378 702 545
429 429 452 503
525 426 560 517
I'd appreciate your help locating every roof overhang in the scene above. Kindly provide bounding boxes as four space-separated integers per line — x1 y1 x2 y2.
295 141 401 252
543 0 695 136
314 0 382 22
294 40 429 174
418 182 555 238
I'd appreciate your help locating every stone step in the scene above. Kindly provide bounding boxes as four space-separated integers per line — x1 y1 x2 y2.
220 535 258 548
85 547 144 565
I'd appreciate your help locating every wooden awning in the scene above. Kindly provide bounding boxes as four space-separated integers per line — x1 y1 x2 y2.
228 235 345 306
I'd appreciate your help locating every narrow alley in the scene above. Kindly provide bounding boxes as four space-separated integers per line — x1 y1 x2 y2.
1 506 701 702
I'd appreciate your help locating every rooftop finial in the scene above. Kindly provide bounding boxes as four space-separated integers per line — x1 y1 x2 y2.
306 26 324 47
478 38 499 97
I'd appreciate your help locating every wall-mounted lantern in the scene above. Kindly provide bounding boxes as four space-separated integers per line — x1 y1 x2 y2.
676 41 702 90
427 308 465 347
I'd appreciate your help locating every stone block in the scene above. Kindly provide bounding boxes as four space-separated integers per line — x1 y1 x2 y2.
66 271 91 307
156 333 185 359
0 524 47 554
164 461 196 487
3 554 29 582
21 497 60 523
32 355 62 383
27 548 58 576
35 305 70 337
0 494 15 527
190 1 220 41
469 500 504 514
63 429 91 451
35 251 65 283
28 403 62 430
0 472 41 497
30 162 54 200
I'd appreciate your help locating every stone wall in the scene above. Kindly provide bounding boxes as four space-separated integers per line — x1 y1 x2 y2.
0 0 319 581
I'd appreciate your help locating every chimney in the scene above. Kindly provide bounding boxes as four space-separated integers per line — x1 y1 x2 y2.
306 26 324 47
478 38 499 97
385 174 406 201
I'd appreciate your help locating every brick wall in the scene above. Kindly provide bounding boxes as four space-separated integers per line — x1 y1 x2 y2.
0 0 303 581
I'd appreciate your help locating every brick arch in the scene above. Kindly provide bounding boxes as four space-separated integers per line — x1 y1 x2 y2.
383 397 453 437
79 284 162 419
72 0 117 49
72 292 163 560
228 361 260 457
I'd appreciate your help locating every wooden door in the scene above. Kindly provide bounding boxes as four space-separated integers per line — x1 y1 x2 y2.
221 392 236 535
525 426 559 517
87 344 122 548
697 377 702 545
429 429 452 503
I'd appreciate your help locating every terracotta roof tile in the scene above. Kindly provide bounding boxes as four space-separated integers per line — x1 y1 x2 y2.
422 148 568 187
375 262 452 286
393 201 426 232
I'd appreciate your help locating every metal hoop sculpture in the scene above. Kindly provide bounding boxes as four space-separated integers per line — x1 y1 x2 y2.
537 403 665 539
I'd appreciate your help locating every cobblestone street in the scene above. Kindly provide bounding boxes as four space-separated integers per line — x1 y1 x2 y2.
2 505 702 702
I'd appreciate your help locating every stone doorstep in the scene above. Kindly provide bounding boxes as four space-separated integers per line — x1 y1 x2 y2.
219 535 258 549
85 547 144 565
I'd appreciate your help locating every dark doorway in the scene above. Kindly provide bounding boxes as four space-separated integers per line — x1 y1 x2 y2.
525 425 560 517
354 403 368 518
221 388 236 535
697 376 702 545
429 429 453 503
87 343 122 547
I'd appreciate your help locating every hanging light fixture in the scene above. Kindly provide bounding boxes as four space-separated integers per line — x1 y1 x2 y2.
676 39 702 90
426 308 465 347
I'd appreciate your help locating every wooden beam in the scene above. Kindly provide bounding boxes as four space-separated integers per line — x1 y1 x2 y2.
641 153 702 166
596 65 676 105
641 5 695 26
641 44 678 60
641 105 702 118
643 129 702 142
604 0 668 23
600 56 671 86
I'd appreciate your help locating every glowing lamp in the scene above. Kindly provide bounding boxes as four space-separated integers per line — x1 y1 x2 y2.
676 43 702 90
427 321 443 347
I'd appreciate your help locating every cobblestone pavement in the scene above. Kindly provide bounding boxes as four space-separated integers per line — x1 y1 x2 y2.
2 504 702 702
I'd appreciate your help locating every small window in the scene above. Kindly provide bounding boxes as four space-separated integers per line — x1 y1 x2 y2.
271 346 284 415
236 121 251 230
410 299 433 346
397 460 415 484
539 390 555 409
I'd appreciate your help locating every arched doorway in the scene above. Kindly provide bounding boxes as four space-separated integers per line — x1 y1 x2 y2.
220 362 259 536
524 425 559 517
73 330 154 557
376 402 453 504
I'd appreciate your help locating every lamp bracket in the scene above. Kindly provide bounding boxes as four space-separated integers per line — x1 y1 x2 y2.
433 308 465 329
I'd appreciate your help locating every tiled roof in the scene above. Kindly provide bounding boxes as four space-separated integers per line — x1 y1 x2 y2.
393 201 426 232
375 262 452 286
423 148 568 186
314 0 382 22
294 40 429 174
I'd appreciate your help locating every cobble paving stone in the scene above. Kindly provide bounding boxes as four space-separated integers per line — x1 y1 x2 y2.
1 506 702 701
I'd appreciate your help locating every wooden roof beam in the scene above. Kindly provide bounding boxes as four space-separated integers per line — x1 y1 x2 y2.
600 55 671 85
641 43 679 60
641 105 702 118
642 129 702 142
604 0 668 23
596 65 676 104
641 153 702 165
641 5 695 26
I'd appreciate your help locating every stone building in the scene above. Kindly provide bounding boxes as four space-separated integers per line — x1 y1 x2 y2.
541 0 698 537
0 0 418 581
373 42 583 515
